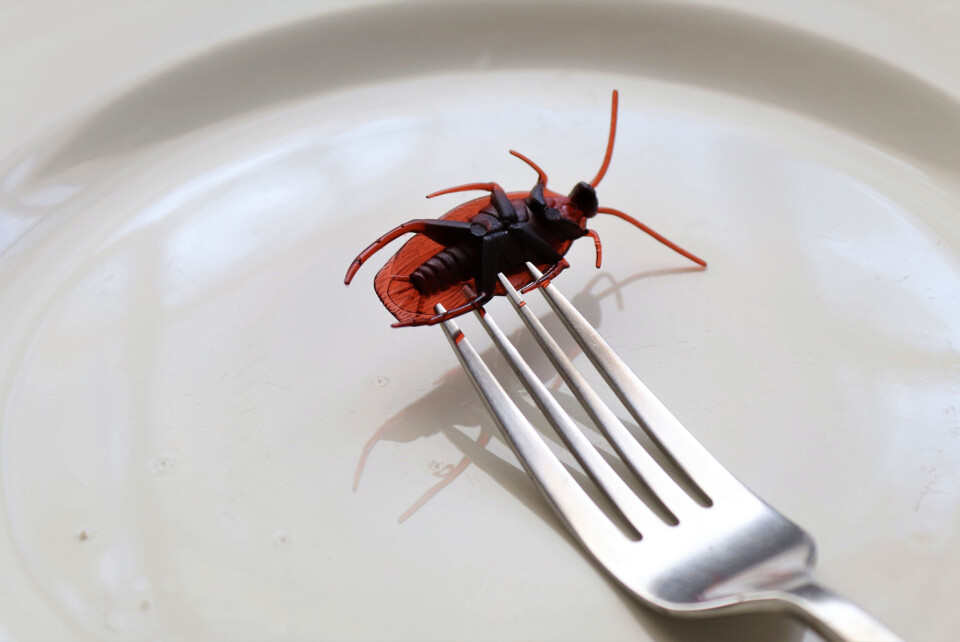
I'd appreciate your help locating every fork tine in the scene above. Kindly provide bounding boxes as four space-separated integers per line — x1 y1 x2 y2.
435 305 627 552
526 263 743 502
498 274 701 522
474 306 662 537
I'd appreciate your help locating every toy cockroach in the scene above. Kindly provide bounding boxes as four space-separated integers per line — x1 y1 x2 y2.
344 91 706 328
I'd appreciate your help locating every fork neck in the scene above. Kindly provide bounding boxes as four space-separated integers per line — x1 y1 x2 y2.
780 581 903 642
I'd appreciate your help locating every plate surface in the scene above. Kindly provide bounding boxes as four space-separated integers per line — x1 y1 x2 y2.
1 2 959 641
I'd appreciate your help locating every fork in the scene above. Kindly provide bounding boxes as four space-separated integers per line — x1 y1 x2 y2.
436 264 903 642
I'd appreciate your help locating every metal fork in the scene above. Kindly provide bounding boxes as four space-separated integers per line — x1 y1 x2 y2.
437 264 902 642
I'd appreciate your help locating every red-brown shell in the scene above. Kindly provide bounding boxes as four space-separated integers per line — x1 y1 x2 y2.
374 189 576 327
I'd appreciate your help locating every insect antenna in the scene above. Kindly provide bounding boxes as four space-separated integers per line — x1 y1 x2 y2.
589 90 619 188
596 206 707 267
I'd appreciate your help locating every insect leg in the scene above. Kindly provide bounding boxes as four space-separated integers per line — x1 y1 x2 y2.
427 182 517 224
426 182 499 198
584 229 603 268
510 223 564 264
595 206 706 267
509 150 548 186
519 258 570 293
505 222 571 293
344 219 478 284
394 290 494 327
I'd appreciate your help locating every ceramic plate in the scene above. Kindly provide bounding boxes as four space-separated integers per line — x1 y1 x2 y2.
1 2 958 640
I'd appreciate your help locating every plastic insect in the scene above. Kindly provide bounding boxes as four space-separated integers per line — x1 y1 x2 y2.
344 91 705 328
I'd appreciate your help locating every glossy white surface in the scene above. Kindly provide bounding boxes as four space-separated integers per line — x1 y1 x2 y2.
1 2 958 641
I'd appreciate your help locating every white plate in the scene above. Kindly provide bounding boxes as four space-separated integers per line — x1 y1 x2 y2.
1 2 958 640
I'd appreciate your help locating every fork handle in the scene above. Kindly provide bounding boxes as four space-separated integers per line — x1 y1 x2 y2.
784 582 903 642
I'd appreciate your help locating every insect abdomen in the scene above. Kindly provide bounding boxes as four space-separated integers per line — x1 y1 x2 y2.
410 245 478 296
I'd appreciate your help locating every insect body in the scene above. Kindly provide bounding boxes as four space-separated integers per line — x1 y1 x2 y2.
344 91 706 328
